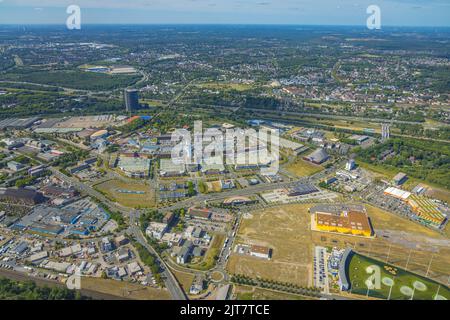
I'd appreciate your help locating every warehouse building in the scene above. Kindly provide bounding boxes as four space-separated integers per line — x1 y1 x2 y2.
159 159 186 176
393 172 408 186
0 188 46 205
288 183 319 197
312 208 374 238
303 148 329 164
201 163 225 175
187 207 212 220
117 156 151 178
384 187 411 201
29 222 64 235
0 117 41 130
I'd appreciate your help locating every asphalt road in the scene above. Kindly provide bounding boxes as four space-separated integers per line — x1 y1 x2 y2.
50 168 187 300
128 210 187 300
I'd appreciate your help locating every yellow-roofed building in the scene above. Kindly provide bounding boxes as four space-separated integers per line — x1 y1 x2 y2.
407 195 447 228
314 210 373 238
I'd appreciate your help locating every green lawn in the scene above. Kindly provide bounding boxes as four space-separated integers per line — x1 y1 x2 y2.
348 253 450 300
187 234 225 271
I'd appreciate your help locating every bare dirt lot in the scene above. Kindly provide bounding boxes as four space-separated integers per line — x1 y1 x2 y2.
227 203 450 288
233 284 316 300
227 204 314 287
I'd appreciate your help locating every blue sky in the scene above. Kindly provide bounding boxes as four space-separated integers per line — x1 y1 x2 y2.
0 0 449 26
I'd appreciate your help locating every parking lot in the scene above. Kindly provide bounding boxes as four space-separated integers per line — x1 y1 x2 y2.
313 246 329 294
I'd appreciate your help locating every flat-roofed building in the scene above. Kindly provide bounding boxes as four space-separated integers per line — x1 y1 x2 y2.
0 188 46 205
313 209 373 238
384 187 411 201
30 222 64 235
145 222 168 240
348 135 369 145
69 163 90 174
159 159 185 176
115 235 129 246
303 148 329 164
287 183 318 197
393 172 408 186
187 207 212 220
163 212 175 225
117 156 151 178
127 261 142 275
177 241 193 264
28 165 47 177
7 161 25 172
28 251 49 264
42 261 70 273
201 163 225 175
116 247 130 262
250 245 271 260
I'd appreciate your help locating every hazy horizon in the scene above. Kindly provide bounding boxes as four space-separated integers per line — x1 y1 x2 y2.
0 0 449 27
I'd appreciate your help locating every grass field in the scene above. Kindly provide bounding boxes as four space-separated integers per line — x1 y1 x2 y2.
205 181 223 193
141 99 166 107
357 153 450 191
366 204 443 238
171 270 195 293
81 277 171 300
227 204 314 286
196 82 254 92
234 285 316 300
284 158 323 177
347 252 450 300
426 187 450 204
358 161 450 201
94 179 155 208
301 117 381 133
188 234 225 271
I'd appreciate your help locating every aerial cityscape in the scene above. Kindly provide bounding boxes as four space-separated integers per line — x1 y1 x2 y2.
0 1 449 307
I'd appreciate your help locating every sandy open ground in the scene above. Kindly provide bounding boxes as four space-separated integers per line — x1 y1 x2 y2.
227 204 314 287
228 203 450 287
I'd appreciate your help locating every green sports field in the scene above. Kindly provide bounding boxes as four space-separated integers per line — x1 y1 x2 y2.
347 253 450 300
